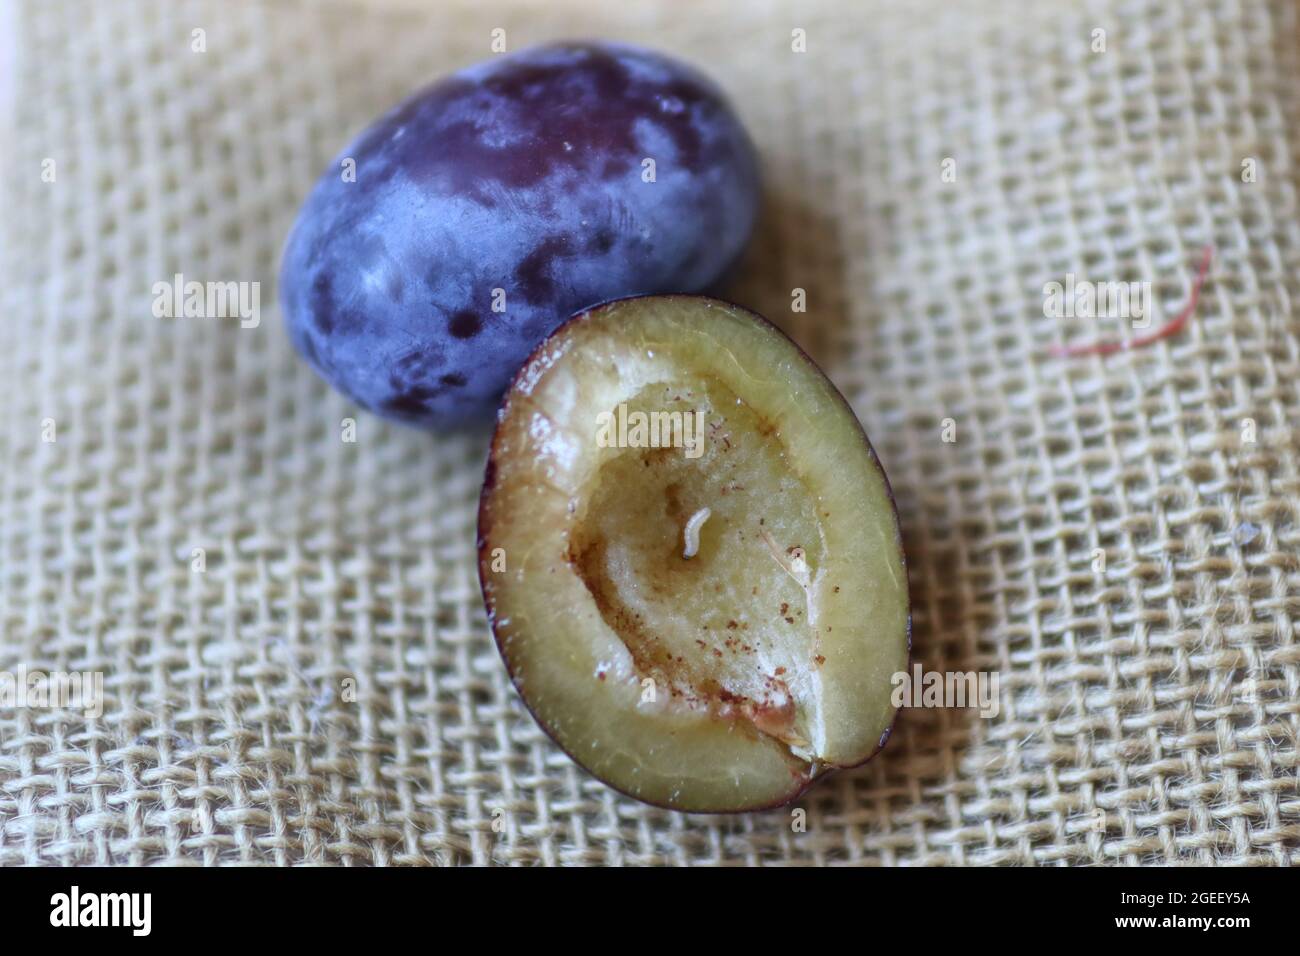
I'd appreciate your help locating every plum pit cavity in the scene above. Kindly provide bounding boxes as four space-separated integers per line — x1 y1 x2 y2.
568 378 826 756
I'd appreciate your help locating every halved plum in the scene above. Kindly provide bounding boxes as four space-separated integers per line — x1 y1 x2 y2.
478 296 909 812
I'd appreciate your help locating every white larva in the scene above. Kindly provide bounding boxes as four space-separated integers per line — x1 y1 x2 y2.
682 507 712 559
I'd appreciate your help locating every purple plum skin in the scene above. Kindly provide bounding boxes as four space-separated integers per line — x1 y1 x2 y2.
280 41 761 428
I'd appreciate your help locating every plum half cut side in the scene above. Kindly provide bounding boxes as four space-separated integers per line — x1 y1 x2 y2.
477 295 910 813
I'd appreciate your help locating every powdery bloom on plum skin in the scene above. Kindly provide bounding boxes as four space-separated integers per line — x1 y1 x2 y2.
280 41 760 429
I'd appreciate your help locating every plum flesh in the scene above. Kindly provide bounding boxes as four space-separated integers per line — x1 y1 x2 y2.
478 296 910 812
280 42 760 428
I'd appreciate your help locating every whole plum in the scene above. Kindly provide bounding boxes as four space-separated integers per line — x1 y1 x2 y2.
280 41 761 428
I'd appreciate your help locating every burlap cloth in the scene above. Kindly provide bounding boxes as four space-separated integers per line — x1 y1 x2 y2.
2 0 1298 866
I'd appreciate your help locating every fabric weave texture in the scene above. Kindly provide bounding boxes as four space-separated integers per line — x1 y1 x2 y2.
1 0 1299 865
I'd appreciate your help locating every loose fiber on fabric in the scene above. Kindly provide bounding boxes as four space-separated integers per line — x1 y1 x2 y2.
1 0 1299 865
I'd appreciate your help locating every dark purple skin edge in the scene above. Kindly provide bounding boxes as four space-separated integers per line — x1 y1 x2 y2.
476 294 912 814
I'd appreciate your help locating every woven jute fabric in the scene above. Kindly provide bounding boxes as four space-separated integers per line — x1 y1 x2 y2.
2 0 1299 866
